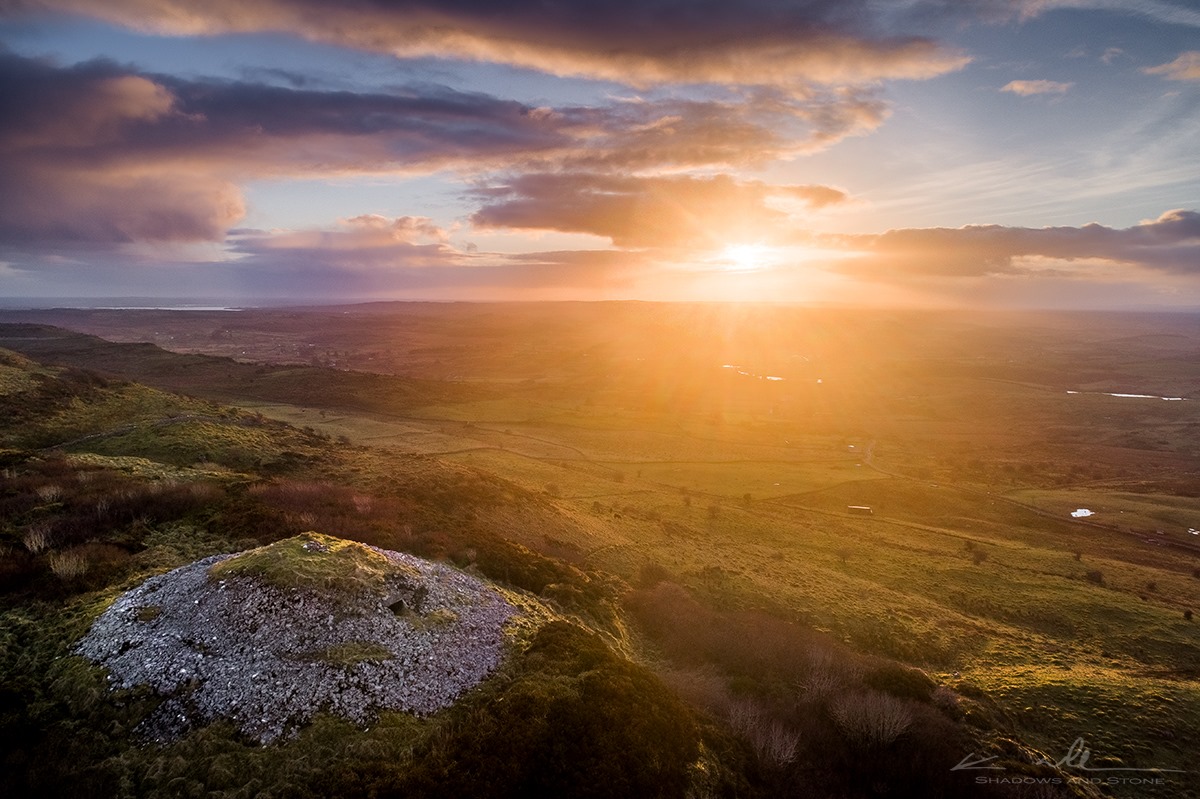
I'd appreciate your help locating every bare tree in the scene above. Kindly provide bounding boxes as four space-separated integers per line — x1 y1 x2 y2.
830 690 913 747
726 698 801 765
800 645 860 702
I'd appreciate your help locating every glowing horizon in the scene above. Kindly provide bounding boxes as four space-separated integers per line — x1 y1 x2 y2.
1 2 1198 308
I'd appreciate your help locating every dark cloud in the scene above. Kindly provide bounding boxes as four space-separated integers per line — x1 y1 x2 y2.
229 215 457 268
0 52 872 248
222 217 641 299
0 55 241 242
471 173 848 248
13 0 969 88
0 52 573 244
552 89 889 171
831 210 1200 278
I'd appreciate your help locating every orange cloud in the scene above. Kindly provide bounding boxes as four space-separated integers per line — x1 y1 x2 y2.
1144 51 1200 80
1000 79 1073 96
223 220 646 300
829 210 1200 279
550 89 889 172
471 173 848 248
238 215 454 262
15 0 969 89
0 54 577 244
0 53 877 248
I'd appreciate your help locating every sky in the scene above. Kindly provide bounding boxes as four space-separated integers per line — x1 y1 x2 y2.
0 0 1198 308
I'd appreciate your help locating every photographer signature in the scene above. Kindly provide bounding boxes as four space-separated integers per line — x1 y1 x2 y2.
953 737 1186 773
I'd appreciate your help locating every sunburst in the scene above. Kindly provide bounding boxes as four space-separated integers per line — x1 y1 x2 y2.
718 243 773 272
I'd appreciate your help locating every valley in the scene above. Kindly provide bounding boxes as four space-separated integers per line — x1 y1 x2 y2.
2 303 1198 798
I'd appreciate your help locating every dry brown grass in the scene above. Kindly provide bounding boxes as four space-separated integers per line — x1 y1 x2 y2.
48 547 89 580
35 484 64 503
22 522 53 554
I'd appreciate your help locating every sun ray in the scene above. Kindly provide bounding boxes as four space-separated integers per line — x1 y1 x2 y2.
718 243 772 272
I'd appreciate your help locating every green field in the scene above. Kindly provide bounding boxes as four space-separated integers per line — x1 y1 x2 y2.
2 307 1199 798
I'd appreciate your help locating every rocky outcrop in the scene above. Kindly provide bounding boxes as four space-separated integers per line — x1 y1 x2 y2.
76 535 517 744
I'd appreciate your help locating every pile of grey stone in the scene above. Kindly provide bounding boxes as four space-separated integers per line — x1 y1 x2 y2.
76 545 516 744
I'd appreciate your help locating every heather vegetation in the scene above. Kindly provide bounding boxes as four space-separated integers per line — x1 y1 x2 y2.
0 350 685 797
2 306 1199 798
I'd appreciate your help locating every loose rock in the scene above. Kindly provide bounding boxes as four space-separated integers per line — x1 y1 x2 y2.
76 541 517 744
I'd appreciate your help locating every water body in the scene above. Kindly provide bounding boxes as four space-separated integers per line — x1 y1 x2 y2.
93 306 245 312
721 364 786 382
1066 391 1187 401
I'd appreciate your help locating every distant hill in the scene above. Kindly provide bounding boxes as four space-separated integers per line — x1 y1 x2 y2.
0 323 488 414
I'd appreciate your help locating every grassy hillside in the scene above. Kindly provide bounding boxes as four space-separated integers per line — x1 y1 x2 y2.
3 311 1199 798
0 349 709 798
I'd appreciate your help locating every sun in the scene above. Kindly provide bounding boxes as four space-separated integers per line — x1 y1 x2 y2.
718 243 772 272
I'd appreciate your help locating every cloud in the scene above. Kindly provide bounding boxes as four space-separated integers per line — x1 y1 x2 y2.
12 0 970 89
1101 47 1124 64
208 208 1200 299
1000 79 1073 95
230 215 456 267
0 52 879 250
1015 0 1200 27
830 209 1200 279
471 173 848 248
0 54 248 243
221 218 644 299
549 89 890 171
1143 51 1200 80
0 53 581 246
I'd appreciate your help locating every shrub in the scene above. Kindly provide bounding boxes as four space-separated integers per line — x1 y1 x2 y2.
1185 610 1193 622
726 698 800 765
48 548 89 580
830 690 914 748
1085 569 1104 585
408 622 699 799
637 562 672 588
22 523 53 554
803 659 850 702
861 662 935 702
931 685 962 718
35 484 64 503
